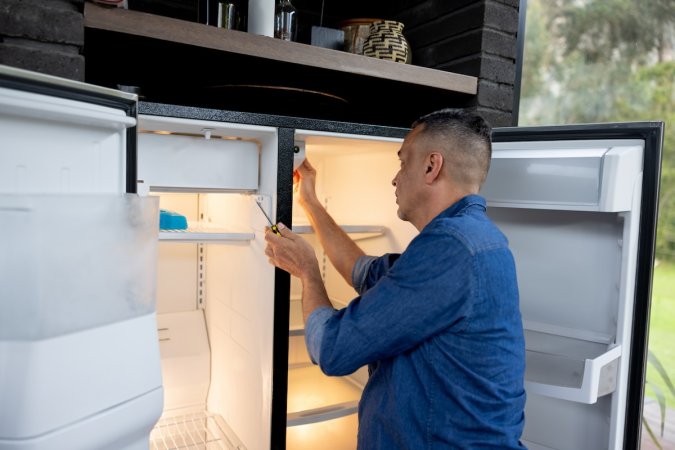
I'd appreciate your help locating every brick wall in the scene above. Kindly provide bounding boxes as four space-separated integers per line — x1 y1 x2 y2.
0 0 85 81
395 0 520 126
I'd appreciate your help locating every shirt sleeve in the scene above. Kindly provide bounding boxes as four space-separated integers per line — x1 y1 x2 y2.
351 255 378 294
352 253 402 294
304 306 335 365
307 226 475 376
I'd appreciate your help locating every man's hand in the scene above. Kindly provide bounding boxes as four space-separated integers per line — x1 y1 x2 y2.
294 159 321 209
264 222 321 281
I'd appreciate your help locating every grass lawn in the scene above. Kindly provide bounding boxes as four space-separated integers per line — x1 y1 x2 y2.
645 260 675 408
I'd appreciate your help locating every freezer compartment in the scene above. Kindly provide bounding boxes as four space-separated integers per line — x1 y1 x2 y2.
481 141 643 211
0 194 158 340
0 87 134 194
138 115 277 193
152 190 276 450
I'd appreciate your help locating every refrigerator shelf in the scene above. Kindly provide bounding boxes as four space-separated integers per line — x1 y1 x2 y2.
287 365 361 427
524 325 621 404
159 224 255 243
294 224 386 241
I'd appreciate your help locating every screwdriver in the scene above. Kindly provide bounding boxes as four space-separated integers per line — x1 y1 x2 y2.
255 199 281 236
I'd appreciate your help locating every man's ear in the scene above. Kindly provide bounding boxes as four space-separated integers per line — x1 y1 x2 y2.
424 152 443 184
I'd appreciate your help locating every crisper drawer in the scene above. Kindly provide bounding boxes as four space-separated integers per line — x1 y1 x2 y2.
138 115 277 193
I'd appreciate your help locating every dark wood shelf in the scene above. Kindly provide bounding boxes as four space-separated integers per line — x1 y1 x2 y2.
83 2 478 127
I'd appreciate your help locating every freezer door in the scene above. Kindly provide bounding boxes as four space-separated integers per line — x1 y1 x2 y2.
488 123 663 450
0 64 138 194
0 66 163 448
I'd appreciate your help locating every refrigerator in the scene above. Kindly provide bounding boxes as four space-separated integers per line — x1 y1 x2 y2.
0 64 663 450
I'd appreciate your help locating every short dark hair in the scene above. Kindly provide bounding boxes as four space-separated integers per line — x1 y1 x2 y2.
412 108 491 140
411 108 492 187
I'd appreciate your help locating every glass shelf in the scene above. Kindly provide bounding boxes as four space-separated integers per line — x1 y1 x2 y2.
293 224 385 241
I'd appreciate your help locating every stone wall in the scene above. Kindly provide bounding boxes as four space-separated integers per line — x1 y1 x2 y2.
0 0 85 81
396 0 520 126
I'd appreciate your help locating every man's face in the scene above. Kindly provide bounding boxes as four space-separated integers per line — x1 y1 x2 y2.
392 126 427 223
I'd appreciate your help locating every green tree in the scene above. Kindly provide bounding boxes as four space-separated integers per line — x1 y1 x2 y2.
520 0 674 261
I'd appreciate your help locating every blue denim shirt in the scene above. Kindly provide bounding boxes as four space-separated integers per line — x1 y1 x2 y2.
305 195 527 449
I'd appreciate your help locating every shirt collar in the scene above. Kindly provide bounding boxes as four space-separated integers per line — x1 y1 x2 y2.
436 194 486 220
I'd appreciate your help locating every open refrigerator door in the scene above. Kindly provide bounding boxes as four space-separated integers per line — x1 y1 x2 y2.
0 65 163 450
487 124 662 450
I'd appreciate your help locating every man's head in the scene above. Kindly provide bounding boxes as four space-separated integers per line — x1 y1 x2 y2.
392 108 492 230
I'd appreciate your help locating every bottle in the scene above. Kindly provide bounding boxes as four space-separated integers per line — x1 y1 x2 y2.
274 0 297 41
217 1 237 29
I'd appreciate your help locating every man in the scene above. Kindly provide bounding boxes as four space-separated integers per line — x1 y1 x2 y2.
265 108 527 449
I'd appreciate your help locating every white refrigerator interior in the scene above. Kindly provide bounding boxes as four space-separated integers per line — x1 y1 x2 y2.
0 70 163 450
137 115 279 450
286 132 415 450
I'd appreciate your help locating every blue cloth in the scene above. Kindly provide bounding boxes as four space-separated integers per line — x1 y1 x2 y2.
305 195 527 449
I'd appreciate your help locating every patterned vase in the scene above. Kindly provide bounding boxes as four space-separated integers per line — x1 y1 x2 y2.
362 20 411 64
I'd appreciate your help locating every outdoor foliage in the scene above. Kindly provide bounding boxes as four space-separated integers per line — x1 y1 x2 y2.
520 0 675 262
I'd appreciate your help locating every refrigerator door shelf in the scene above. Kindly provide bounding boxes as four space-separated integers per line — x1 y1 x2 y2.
0 89 134 195
524 325 621 404
482 141 643 212
0 194 159 340
0 388 162 450
525 345 621 404
0 313 162 440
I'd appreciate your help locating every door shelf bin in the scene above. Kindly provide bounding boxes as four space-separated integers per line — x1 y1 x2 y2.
524 326 621 404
